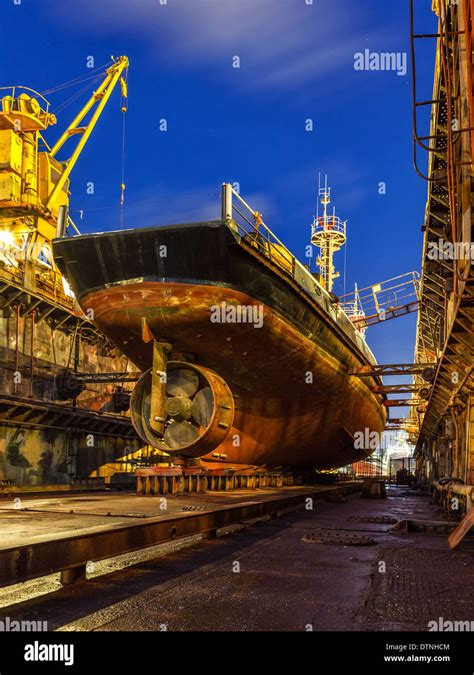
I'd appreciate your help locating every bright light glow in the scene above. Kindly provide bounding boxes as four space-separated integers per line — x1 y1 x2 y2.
0 230 14 247
62 276 75 299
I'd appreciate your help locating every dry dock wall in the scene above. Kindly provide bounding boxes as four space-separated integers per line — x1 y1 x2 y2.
0 314 141 488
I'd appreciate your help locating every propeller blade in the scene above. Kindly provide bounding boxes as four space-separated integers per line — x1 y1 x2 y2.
164 421 200 449
192 386 214 427
166 368 199 398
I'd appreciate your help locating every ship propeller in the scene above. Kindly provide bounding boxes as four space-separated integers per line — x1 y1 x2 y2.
130 361 235 458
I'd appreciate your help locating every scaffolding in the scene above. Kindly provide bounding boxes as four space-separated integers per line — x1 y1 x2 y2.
410 0 474 495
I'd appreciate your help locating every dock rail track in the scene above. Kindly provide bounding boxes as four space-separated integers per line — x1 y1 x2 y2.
0 484 361 587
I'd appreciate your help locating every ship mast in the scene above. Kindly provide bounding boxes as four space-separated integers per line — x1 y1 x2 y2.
310 175 347 293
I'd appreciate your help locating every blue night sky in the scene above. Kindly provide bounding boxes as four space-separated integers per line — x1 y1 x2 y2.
2 0 436 379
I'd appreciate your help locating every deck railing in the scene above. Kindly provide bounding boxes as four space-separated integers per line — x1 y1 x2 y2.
221 182 332 300
340 272 421 328
221 183 295 275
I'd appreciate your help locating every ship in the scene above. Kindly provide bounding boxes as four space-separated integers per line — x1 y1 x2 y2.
52 182 387 471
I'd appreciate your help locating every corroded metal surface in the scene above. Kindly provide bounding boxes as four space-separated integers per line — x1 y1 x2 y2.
81 281 385 469
411 0 474 487
53 220 387 470
0 484 361 587
130 361 235 458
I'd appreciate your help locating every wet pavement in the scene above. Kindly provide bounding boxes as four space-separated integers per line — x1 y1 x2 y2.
0 486 472 631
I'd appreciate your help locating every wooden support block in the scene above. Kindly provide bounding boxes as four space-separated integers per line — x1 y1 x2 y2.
144 476 151 496
60 564 86 586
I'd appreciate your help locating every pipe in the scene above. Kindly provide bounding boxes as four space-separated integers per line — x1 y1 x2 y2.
29 311 34 396
451 407 460 477
14 304 20 393
449 482 474 511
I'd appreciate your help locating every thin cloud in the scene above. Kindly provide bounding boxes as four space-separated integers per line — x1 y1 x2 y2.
90 183 275 231
47 0 399 91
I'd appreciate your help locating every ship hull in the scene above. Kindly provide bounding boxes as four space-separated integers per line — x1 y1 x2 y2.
53 220 386 470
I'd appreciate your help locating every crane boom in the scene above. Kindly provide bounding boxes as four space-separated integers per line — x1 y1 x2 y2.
47 56 129 209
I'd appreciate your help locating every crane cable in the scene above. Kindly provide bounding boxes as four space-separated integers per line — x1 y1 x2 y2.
41 61 113 95
53 75 103 115
120 67 128 227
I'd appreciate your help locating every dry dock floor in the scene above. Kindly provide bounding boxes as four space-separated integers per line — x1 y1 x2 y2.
0 486 472 631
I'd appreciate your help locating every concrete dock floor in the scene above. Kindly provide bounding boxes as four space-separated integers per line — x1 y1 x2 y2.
0 486 472 631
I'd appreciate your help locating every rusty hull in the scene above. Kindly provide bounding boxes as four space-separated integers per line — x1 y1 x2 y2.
53 220 386 470
80 281 384 469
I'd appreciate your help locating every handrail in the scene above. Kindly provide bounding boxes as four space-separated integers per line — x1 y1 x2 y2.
0 86 51 112
340 271 421 327
222 184 294 265
222 182 323 291
311 214 346 236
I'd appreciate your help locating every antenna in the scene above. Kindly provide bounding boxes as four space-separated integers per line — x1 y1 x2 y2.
310 176 347 293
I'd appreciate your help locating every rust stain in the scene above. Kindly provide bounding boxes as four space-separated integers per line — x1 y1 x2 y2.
81 281 386 470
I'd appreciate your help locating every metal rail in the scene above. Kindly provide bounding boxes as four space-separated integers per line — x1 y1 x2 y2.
0 485 360 587
349 363 436 377
221 182 349 315
0 394 138 438
340 272 421 328
221 183 297 278
70 372 140 384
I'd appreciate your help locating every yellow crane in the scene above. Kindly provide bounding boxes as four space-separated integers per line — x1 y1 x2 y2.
0 56 128 307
